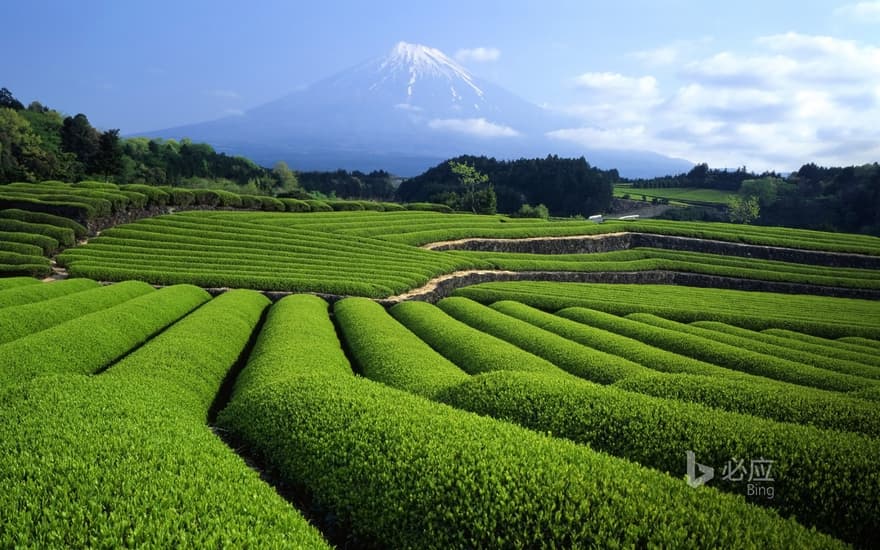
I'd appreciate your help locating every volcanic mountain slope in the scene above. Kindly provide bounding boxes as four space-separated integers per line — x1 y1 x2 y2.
141 42 691 177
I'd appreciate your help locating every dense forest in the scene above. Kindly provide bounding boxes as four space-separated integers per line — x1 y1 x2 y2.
0 88 300 195
296 169 396 200
397 155 616 217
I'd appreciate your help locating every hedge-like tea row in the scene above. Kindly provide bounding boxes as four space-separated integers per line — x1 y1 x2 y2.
552 307 869 394
218 296 842 548
627 313 879 393
0 291 330 548
693 321 880 376
455 247 880 290
0 240 43 256
0 285 209 387
100 289 270 419
0 253 51 277
67 264 397 296
231 294 352 395
0 278 99 309
0 218 76 246
0 277 40 291
439 370 880 546
454 282 880 339
490 300 880 436
0 196 95 223
0 208 87 237
765 329 880 361
390 300 563 375
437 297 650 384
0 230 59 255
334 297 468 398
839 336 880 350
0 281 155 345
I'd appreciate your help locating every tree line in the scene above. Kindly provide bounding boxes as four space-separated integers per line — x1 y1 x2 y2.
397 154 616 217
632 161 880 235
0 88 300 195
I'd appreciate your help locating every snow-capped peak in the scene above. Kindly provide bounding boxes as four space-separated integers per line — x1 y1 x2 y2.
379 41 484 98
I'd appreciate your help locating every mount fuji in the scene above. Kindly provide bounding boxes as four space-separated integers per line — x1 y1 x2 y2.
140 42 691 177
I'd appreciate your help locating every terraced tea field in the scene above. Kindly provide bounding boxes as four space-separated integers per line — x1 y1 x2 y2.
1 190 880 547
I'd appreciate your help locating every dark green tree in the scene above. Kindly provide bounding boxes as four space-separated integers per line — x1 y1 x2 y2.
0 88 24 111
94 129 123 179
450 160 494 214
61 114 100 176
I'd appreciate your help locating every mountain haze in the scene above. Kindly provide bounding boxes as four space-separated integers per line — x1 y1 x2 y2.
140 42 692 177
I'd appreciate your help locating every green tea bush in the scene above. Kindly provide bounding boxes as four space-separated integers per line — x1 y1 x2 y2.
334 297 469 398
219 295 842 549
0 278 99 309
0 208 87 237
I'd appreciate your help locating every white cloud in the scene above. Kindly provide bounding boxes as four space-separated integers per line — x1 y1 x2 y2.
455 47 501 63
563 72 662 126
428 117 520 137
551 33 880 171
834 1 880 22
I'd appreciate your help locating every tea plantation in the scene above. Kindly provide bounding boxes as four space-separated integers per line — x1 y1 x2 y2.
1 181 879 547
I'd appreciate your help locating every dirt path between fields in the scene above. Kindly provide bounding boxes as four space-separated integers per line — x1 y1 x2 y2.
422 232 631 250
43 233 98 282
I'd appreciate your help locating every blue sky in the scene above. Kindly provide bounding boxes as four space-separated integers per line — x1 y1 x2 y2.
2 0 879 171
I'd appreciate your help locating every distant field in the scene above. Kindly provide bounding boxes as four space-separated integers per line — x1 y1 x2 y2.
55 210 880 295
614 184 736 205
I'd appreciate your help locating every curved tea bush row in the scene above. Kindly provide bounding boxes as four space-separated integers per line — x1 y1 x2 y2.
437 297 649 384
839 336 880 350
627 313 879 394
0 240 43 256
693 321 880 375
71 266 396 296
0 285 209 387
455 282 880 339
0 278 99 309
0 291 329 548
0 230 59 255
219 296 842 549
0 281 155 345
334 298 468 398
230 294 352 395
0 277 40 291
554 307 874 394
0 218 75 247
0 196 95 223
439 370 879 546
0 253 51 277
0 208 87 237
452 247 880 290
390 300 563 376
490 300 880 436
100 290 270 419
765 329 880 359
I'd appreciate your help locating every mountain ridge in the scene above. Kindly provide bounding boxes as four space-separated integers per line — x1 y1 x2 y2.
137 42 692 177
